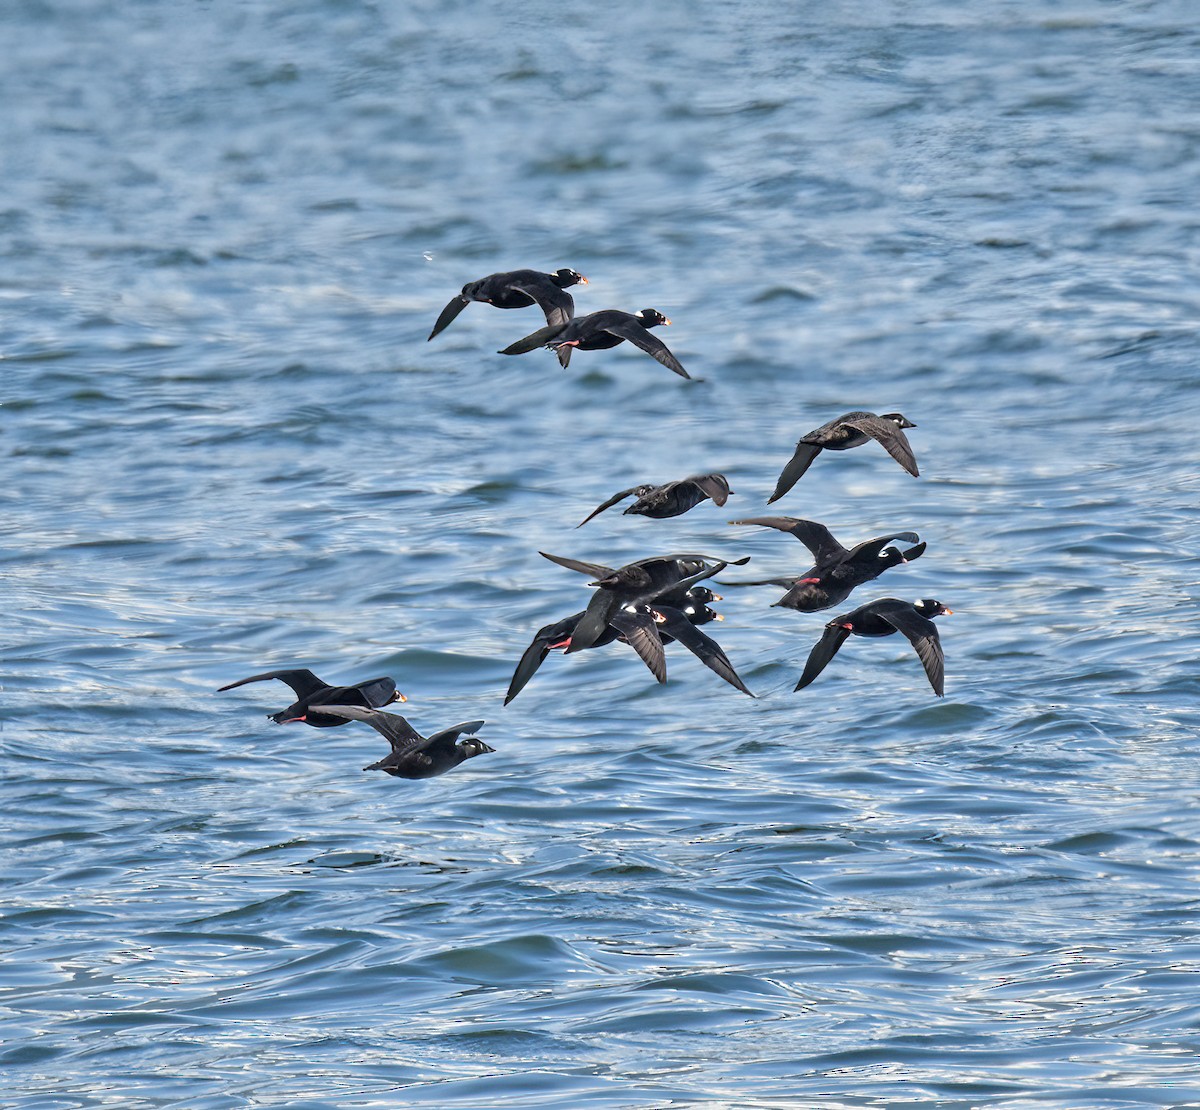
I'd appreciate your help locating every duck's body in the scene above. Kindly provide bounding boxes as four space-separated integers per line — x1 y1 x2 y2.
505 606 659 705
579 474 731 527
769 411 918 503
427 267 586 340
499 308 690 379
505 582 752 703
731 516 925 611
538 549 748 654
311 705 493 779
217 668 404 727
794 597 951 696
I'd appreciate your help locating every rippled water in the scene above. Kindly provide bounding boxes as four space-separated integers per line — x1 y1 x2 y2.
5 2 1200 1106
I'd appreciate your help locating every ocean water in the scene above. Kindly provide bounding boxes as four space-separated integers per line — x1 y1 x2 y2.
4 1 1200 1106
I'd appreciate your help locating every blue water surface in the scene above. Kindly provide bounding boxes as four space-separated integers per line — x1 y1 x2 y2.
4 2 1200 1107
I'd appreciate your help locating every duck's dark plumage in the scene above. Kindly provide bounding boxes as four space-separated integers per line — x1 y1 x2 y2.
794 597 951 696
217 668 404 727
505 578 753 703
505 609 642 705
769 411 918 503
579 474 731 527
547 550 749 654
652 601 754 697
311 704 493 778
499 308 691 379
427 267 586 341
730 516 925 611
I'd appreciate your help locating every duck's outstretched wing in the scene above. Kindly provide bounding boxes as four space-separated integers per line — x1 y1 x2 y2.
504 614 579 705
354 676 401 708
609 608 667 684
427 296 469 341
508 279 575 329
603 319 691 379
577 487 642 528
309 704 424 750
656 607 754 697
498 322 569 355
504 639 551 706
687 474 731 506
767 445 823 503
732 517 844 562
845 531 922 561
793 624 852 691
538 551 614 579
425 721 487 746
218 668 325 700
877 604 944 696
840 414 919 476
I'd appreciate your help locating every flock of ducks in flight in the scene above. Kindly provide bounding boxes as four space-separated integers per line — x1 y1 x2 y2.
219 267 952 779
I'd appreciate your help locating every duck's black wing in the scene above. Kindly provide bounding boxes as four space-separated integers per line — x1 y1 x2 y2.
793 624 852 691
498 322 569 356
353 676 401 708
504 614 579 705
505 638 551 705
844 531 922 562
875 602 944 696
840 414 919 476
602 319 691 379
609 608 667 683
424 720 487 748
538 551 615 579
427 296 469 341
766 444 824 504
655 606 754 697
566 559 737 655
508 278 575 329
218 668 327 700
732 517 845 562
564 589 626 655
308 704 424 749
686 474 731 507
577 486 643 528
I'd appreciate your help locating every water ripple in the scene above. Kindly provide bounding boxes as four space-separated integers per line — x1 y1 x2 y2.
6 1 1200 1107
